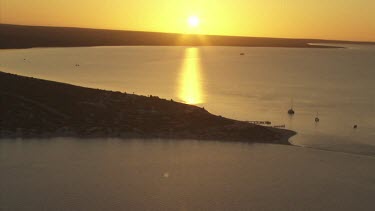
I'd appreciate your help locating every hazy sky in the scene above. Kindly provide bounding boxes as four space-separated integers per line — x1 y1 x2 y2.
1 0 374 41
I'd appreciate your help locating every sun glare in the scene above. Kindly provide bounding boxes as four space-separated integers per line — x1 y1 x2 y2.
179 48 203 105
188 16 200 27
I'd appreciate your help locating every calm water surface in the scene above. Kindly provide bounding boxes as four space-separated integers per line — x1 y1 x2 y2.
1 45 375 210
1 139 375 211
1 45 374 154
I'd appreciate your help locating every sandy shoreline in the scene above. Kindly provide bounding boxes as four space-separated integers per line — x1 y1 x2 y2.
0 128 296 146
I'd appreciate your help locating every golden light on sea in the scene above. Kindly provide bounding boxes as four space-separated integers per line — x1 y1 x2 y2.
178 47 204 105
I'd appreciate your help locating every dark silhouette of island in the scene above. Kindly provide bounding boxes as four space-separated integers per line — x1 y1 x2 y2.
1 24 373 49
0 71 295 144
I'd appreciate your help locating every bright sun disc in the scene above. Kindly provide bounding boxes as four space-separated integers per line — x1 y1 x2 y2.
188 16 200 27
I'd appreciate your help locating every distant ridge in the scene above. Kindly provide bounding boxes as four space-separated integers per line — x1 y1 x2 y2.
1 24 373 49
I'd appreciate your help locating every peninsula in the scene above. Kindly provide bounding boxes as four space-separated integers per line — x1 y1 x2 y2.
0 71 295 144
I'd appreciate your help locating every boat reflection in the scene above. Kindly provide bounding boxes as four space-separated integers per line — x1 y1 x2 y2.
178 47 204 104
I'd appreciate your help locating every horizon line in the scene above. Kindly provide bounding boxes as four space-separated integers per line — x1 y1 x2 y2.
1 22 374 44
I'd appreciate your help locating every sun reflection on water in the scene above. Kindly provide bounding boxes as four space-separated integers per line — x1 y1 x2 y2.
178 48 204 104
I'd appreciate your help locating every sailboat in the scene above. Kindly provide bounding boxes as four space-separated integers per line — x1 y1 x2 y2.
315 112 320 122
288 99 295 115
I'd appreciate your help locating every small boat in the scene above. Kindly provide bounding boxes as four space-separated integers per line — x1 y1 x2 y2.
288 98 295 115
240 53 245 55
315 112 320 122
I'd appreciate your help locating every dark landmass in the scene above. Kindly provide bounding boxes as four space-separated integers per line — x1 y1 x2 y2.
0 71 295 144
1 24 373 49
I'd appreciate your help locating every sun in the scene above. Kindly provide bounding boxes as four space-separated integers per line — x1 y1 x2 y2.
188 16 200 27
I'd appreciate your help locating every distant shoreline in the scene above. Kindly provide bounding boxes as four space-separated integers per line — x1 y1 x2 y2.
0 71 296 145
2 24 373 49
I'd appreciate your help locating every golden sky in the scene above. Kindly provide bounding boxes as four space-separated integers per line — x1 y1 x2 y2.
1 0 374 41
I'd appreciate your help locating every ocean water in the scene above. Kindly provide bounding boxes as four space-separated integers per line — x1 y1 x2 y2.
1 45 374 155
1 45 375 210
1 139 375 211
